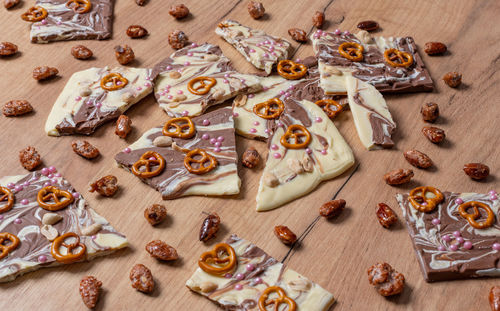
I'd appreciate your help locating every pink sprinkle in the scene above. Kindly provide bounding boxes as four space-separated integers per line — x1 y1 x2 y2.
316 29 322 34
54 173 61 177
249 49 256 53
491 194 498 200
224 273 232 279
442 235 451 242
191 42 198 47
449 244 458 251
166 65 173 70
75 96 82 101
14 218 22 224
463 241 473 250
421 202 428 206
201 134 209 140
271 52 277 56
182 110 189 116
262 87 269 91
269 46 275 52
453 231 461 238
489 190 497 195
264 40 270 45
285 92 291 97
86 101 92 106
41 19 47 25
246 263 255 271
456 237 464 244
41 168 50 176
223 79 229 84
278 43 283 47
240 79 246 83
313 34 320 39
184 61 190 66
214 147 221 152
0 215 3 220
224 73 230 78
438 245 446 251
235 284 243 291
455 198 464 205
250 128 257 133
217 136 224 142
279 90 285 95
276 122 283 127
210 138 217 144
56 21 62 25
256 42 262 47
123 147 131 153
22 181 30 187
254 277 262 284
321 31 327 36
96 102 102 108
43 182 51 187
264 129 270 134
232 112 239 117
343 30 350 36
214 142 221 147
271 144 279 150
21 199 29 205
202 119 210 126
145 76 151 81
50 178 58 185
248 94 255 98
160 92 166 96
38 255 47 263
177 90 183 95
149 157 156 161
31 175 40 181
295 58 302 63
306 148 312 154
235 273 245 280
6 183 14 189
144 82 151 87
187 52 193 56
321 149 328 155
263 53 269 58
91 235 97 240
14 185 23 192
334 29 341 35
72 192 80 199
167 95 173 100
253 121 260 126
48 174 54 179
493 243 500 251
116 81 122 85
49 166 57 173
431 218 440 226
315 117 323 123
273 153 281 159
288 85 295 90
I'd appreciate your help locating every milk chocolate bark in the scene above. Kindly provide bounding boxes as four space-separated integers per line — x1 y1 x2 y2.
30 0 114 43
115 107 240 199
0 170 128 283
311 31 434 94
216 20 293 75
45 66 153 136
396 191 500 282
186 234 335 310
152 43 261 117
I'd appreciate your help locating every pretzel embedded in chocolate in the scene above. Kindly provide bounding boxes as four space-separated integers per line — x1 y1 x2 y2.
184 149 218 175
0 187 14 214
100 73 129 91
253 98 284 120
198 243 237 276
258 286 297 311
187 77 217 95
408 186 444 212
280 124 311 149
21 6 48 22
51 232 86 264
458 201 495 229
338 42 364 62
277 60 307 80
0 233 20 260
315 99 343 119
384 48 413 68
37 186 74 211
65 0 92 14
132 151 166 178
162 117 196 139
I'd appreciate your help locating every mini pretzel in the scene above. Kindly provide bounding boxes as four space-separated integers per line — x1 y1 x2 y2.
277 60 307 80
0 187 14 214
258 286 297 311
21 6 48 22
162 117 196 139
315 99 343 119
187 77 217 95
51 232 86 264
408 186 444 213
0 233 20 260
37 186 74 211
100 73 129 91
384 48 413 68
198 243 237 276
280 124 312 149
253 98 284 120
184 149 217 175
458 201 495 229
132 151 166 178
338 42 364 62
65 0 92 13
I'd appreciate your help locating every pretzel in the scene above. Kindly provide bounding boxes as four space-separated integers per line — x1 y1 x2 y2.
258 286 297 311
132 151 166 178
408 186 444 212
384 48 413 68
65 0 92 14
280 124 311 149
162 117 196 139
0 187 14 214
198 243 237 276
277 60 307 80
458 201 495 229
37 186 74 211
21 6 48 22
50 232 86 264
100 73 129 91
184 149 217 175
315 99 343 119
253 98 284 119
338 42 364 62
187 77 217 95
0 233 20 260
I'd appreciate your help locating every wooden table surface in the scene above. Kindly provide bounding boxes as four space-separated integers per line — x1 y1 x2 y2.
1 0 499 310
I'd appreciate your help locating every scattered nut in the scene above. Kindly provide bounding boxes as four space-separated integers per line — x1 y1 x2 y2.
424 42 447 55
463 163 490 180
169 4 189 19
319 199 346 218
312 11 325 28
233 94 247 107
383 169 414 185
89 175 118 197
114 45 135 65
242 147 260 168
81 223 102 236
263 172 279 187
173 94 187 102
199 212 220 242
490 286 500 311
357 20 379 32
135 0 147 5
3 100 33 117
130 264 154 293
42 213 63 225
420 102 439 123
274 225 297 245
247 1 265 19
153 136 173 147
168 30 188 50
126 25 148 38
115 115 132 139
367 262 405 296
144 204 167 226
301 156 314 172
72 140 100 159
287 158 304 174
355 30 373 44
288 28 307 43
4 0 20 9
19 146 41 171
422 126 446 143
79 276 102 309
0 42 18 56
203 54 219 62
40 224 59 241
145 240 178 261
33 66 58 81
403 150 433 169
199 281 217 293
211 88 225 100
169 71 181 79
71 45 93 60
376 203 398 228
443 72 462 88
79 86 92 97
288 278 312 292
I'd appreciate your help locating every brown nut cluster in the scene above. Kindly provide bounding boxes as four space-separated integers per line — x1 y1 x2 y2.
71 45 93 60
420 102 439 123
490 286 500 311
403 150 433 169
130 264 154 293
319 199 346 218
3 100 33 117
199 212 220 242
376 203 398 228
0 42 18 56
114 45 135 65
79 276 102 309
274 225 297 245
312 11 325 28
383 169 414 185
422 126 446 143
443 72 462 88
241 147 260 168
247 1 265 19
424 42 447 55
168 30 188 50
169 4 189 19
288 28 307 43
33 66 58 81
367 262 405 296
463 163 490 180
89 175 118 197
19 146 42 171
145 240 178 261
357 20 379 32
72 140 100 159
115 115 132 138
144 204 167 226
126 25 148 38
4 0 20 9
135 0 147 6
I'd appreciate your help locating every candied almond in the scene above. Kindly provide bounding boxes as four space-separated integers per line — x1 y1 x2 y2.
168 30 188 50
420 102 439 123
463 163 490 180
367 262 405 296
247 1 265 19
357 20 379 32
424 42 447 55
130 264 154 293
89 175 118 197
144 204 167 226
71 45 93 60
319 199 346 218
72 140 100 159
312 11 325 28
145 240 178 261
0 41 18 56
3 100 33 117
79 276 102 309
376 203 398 228
403 150 433 169
168 4 189 19
383 169 414 185
288 28 307 43
241 147 260 168
274 225 297 245
443 72 461 88
33 66 58 81
199 212 220 242
19 146 41 171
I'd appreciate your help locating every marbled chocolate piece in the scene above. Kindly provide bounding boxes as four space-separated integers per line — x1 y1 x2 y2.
396 191 500 282
0 170 128 283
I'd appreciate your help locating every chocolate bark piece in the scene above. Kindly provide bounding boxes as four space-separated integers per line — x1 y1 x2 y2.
186 234 335 310
311 31 434 94
0 169 128 283
30 0 114 44
215 20 293 75
152 43 261 117
45 66 153 136
115 107 240 199
396 191 500 282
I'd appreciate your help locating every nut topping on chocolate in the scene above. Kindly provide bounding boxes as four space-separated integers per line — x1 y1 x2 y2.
115 115 132 138
199 212 220 242
463 163 490 180
19 146 41 171
71 45 93 60
72 140 100 159
168 30 188 50
241 147 260 168
89 175 118 197
0 42 18 56
274 225 297 245
169 4 189 19
114 45 135 65
145 240 178 261
443 71 462 88
33 66 58 81
367 262 405 296
288 28 308 43
79 276 102 309
312 11 325 28
3 100 33 117
424 42 447 55
247 1 265 19
126 25 148 38
130 264 154 293
403 150 433 169
376 203 398 228
4 0 20 9
357 20 379 32
420 102 439 123
144 204 167 226
383 169 414 185
490 286 500 311
319 199 346 218
422 126 446 143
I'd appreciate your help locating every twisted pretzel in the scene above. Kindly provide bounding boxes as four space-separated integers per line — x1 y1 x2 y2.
132 151 166 178
253 98 284 119
100 73 129 91
184 148 218 175
65 0 92 14
338 42 364 62
0 233 20 260
408 186 444 213
277 60 307 80
198 243 237 276
51 232 86 264
315 99 343 119
0 187 14 214
458 201 495 229
37 186 74 211
187 77 217 95
258 286 297 311
21 6 48 22
280 124 311 149
162 117 196 139
384 48 413 68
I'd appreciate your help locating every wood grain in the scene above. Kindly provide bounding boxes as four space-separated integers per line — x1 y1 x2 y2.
0 0 499 310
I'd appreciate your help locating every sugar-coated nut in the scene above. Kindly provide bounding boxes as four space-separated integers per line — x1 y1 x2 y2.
19 146 42 171
71 45 93 60
199 281 218 293
274 225 297 245
0 41 18 56
403 150 433 169
247 1 265 19
114 45 135 65
126 25 148 38
33 66 58 81
81 223 102 236
144 204 167 226
263 172 280 187
168 30 188 50
302 156 314 172
241 147 260 168
376 203 398 228
489 286 500 311
168 4 189 19
424 42 447 55
287 158 304 174
422 126 446 143
319 199 346 218
145 240 178 261
233 94 247 107
115 115 132 139
383 169 414 185
130 264 154 293
199 212 220 242
80 276 102 309
72 140 100 159
3 100 33 117
463 163 490 180
443 72 462 88
420 102 439 123
89 175 118 197
153 135 173 147
40 224 59 241
42 213 63 225
312 11 325 28
367 262 405 296
357 20 379 32
288 28 308 43
4 0 20 9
